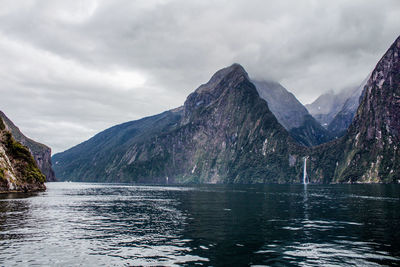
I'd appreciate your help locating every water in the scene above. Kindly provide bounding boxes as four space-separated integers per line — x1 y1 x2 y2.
0 183 399 266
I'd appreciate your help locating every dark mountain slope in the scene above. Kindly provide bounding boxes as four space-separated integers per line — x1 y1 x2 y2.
53 109 183 182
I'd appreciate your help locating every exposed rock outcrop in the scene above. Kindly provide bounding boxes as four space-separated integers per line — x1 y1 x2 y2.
309 35 400 183
0 111 56 182
0 117 46 192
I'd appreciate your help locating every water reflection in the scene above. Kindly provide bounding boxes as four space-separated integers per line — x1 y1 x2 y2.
0 183 398 266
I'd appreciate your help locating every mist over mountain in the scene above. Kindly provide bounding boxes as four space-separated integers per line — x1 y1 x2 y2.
305 89 353 127
253 80 333 146
327 76 369 137
308 35 400 183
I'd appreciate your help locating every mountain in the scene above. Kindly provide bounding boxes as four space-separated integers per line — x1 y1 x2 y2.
0 116 46 192
252 80 309 129
327 76 368 137
306 89 354 127
53 35 400 185
309 35 400 183
253 80 333 146
53 64 307 183
0 111 56 182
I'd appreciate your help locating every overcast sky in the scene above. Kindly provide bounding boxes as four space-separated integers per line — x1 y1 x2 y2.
0 0 399 153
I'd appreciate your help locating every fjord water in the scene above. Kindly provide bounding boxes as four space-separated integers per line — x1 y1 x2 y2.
0 183 399 266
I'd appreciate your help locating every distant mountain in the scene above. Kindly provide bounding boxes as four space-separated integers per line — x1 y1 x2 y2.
327 76 369 137
0 111 56 182
305 89 353 127
0 116 46 192
252 80 309 129
53 64 306 183
253 80 333 146
309 35 400 183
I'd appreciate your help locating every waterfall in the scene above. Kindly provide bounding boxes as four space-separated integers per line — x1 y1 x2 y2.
303 157 308 185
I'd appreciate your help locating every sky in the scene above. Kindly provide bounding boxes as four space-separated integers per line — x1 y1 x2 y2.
0 0 399 154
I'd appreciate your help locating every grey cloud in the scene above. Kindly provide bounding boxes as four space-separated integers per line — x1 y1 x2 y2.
0 0 399 153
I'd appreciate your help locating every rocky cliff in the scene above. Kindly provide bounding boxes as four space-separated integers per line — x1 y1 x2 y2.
308 35 400 183
0 117 46 192
253 80 333 146
53 64 307 183
0 111 56 182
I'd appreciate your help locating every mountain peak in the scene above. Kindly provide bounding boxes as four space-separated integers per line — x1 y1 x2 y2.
195 63 249 94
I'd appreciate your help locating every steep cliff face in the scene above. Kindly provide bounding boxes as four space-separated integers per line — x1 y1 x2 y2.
0 111 56 182
53 64 306 183
253 80 333 146
308 36 400 183
0 117 46 192
334 36 400 183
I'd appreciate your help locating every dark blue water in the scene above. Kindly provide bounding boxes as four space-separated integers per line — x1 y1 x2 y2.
0 183 399 266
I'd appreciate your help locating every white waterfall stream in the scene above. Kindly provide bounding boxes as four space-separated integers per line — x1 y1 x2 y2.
303 156 308 185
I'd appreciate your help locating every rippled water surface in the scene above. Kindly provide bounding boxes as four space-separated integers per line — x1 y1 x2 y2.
0 183 399 266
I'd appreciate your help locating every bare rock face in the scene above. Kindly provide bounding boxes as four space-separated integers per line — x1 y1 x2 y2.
308 35 400 183
336 35 400 183
0 111 56 182
0 117 46 192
